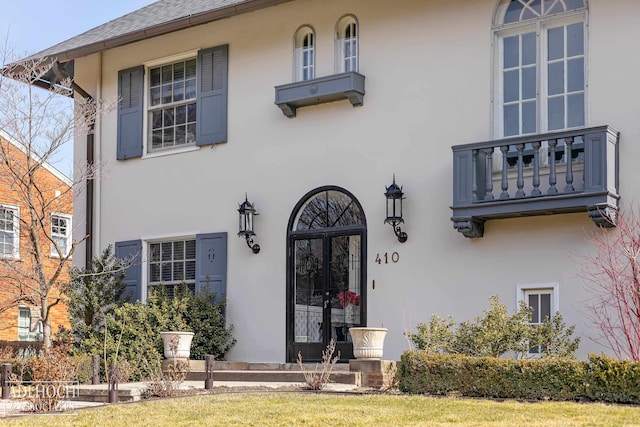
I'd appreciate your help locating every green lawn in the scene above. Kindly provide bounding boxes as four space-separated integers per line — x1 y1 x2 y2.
4 393 640 426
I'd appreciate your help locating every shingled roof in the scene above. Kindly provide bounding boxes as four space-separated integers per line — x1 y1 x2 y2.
29 0 293 62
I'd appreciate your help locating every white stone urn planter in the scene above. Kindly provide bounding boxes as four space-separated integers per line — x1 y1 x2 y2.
160 331 194 361
348 327 388 360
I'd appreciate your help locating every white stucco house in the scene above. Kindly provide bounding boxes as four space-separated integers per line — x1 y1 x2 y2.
16 0 639 362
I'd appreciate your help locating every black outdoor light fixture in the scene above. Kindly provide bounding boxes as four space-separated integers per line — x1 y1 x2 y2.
385 175 408 243
238 194 260 254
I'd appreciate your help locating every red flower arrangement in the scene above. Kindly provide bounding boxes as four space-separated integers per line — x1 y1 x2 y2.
337 290 360 307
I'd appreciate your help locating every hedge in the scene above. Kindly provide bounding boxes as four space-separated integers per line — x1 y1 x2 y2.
398 351 640 404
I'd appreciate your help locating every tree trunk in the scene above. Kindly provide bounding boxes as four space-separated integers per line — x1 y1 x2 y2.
41 297 52 349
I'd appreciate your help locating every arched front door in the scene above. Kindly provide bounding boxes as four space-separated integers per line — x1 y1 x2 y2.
286 186 367 362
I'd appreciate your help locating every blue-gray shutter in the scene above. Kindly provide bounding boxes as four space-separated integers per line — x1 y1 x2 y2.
117 66 144 160
196 45 228 146
114 240 142 303
195 232 227 301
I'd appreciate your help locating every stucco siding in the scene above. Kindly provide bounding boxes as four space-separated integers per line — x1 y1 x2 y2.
72 0 638 362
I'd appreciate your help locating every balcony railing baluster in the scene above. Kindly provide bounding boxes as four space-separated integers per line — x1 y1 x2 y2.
548 139 558 195
531 141 541 196
472 149 478 202
564 137 575 192
516 143 525 198
500 145 509 200
451 126 620 238
484 148 494 201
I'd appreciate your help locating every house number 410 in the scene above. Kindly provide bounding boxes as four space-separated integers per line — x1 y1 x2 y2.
375 252 399 264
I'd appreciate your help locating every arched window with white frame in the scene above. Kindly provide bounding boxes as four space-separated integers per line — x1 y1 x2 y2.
335 15 358 73
294 26 315 81
493 0 587 137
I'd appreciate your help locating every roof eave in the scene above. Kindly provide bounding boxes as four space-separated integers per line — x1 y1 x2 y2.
40 0 294 63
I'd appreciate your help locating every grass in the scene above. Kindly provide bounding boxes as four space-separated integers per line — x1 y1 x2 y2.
3 392 640 426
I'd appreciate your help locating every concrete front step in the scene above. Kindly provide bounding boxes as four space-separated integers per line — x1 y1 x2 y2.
186 361 351 372
164 360 397 387
185 369 360 385
172 360 359 385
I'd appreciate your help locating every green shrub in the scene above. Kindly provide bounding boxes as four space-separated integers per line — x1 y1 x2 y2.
71 283 235 381
585 354 640 404
408 296 580 359
399 351 585 400
182 286 236 360
76 301 159 381
69 354 93 384
399 351 640 404
64 246 128 355
407 314 455 354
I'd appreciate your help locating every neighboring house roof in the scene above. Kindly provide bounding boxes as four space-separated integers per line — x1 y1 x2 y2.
0 128 73 187
27 0 294 63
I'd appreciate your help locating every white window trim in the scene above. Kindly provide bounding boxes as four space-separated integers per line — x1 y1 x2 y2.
142 50 199 158
492 7 588 139
517 283 560 315
335 15 359 74
140 232 199 303
18 306 42 342
517 283 559 356
0 204 20 260
50 212 72 258
293 25 316 82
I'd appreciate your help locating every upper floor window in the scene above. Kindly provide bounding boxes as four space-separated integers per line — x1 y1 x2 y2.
294 26 315 81
148 58 197 152
494 0 586 137
0 205 19 259
335 16 358 73
117 45 228 160
51 213 72 257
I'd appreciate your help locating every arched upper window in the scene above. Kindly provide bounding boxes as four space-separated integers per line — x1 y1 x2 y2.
493 0 587 137
335 15 358 73
291 188 365 232
294 26 315 81
496 0 586 25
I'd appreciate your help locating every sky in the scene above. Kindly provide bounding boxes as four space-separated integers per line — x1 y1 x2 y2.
0 0 158 177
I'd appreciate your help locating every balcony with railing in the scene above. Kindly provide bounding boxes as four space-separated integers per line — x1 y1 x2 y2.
451 126 619 238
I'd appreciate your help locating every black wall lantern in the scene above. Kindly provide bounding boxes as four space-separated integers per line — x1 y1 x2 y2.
238 194 260 254
384 175 408 243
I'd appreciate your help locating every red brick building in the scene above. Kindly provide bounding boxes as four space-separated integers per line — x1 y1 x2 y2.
0 130 72 342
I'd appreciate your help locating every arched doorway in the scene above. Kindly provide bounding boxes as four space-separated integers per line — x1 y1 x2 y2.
286 186 367 362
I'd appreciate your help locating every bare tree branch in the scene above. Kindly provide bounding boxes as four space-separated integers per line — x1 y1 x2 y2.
0 44 110 348
578 205 640 361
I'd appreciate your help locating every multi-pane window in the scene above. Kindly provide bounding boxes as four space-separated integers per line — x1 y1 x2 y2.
148 239 196 296
495 0 586 137
295 26 315 81
547 22 585 131
51 214 71 257
336 16 358 73
521 287 555 354
18 308 42 341
0 206 19 258
148 59 197 152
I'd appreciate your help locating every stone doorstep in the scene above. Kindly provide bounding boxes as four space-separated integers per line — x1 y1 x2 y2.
182 359 396 388
185 370 361 385
186 361 351 371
